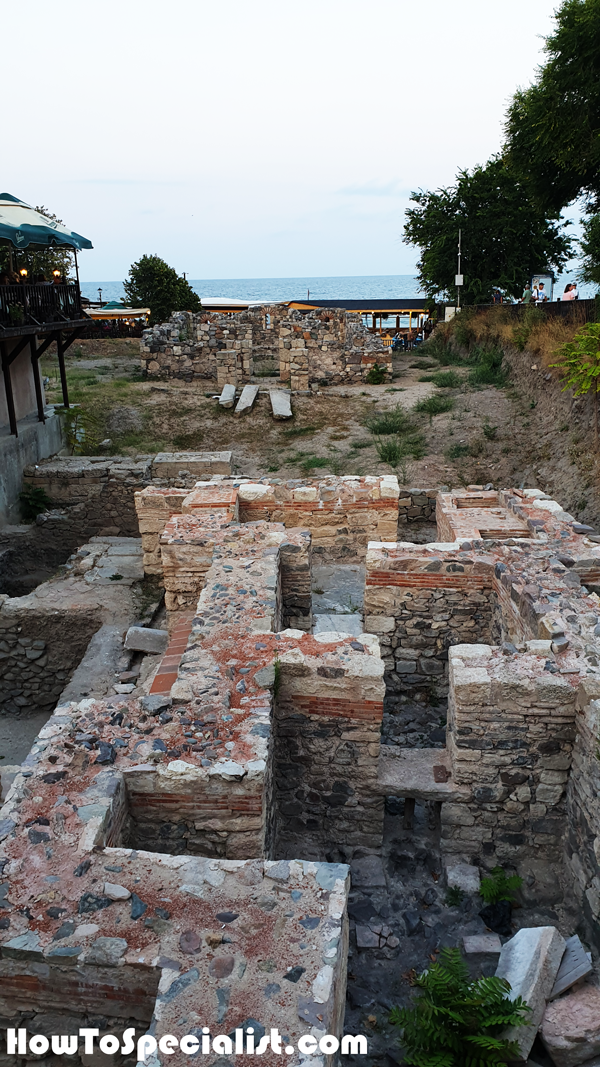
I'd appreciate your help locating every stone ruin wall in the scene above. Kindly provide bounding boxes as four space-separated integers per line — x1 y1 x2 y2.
363 544 495 747
139 306 392 387
0 452 233 597
6 465 600 1056
0 603 102 717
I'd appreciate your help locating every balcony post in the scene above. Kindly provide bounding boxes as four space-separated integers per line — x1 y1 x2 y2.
1 341 18 437
56 331 70 408
29 336 46 424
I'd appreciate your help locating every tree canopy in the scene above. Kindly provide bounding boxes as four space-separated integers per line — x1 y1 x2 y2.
403 158 571 303
504 0 600 213
123 254 201 325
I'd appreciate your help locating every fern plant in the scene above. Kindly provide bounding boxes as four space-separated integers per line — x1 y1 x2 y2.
19 483 52 523
479 867 523 905
390 948 530 1067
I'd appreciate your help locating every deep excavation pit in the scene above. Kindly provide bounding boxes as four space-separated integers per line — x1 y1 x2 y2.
0 465 599 1066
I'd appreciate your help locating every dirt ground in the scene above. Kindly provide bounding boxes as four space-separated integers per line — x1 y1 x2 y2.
41 337 594 508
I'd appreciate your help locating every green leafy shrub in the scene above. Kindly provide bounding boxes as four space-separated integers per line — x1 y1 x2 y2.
446 443 471 459
299 456 328 474
60 408 102 455
452 312 478 349
376 439 404 465
389 947 530 1067
365 362 387 384
467 346 508 387
482 422 498 440
479 867 523 905
19 483 52 523
366 404 414 435
419 370 462 388
445 886 465 907
511 306 545 351
414 395 454 419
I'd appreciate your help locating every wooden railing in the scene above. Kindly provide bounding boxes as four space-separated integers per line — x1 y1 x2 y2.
0 283 84 330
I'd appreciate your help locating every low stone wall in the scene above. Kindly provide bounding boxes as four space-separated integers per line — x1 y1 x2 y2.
445 644 577 872
274 634 385 860
238 475 400 560
0 453 233 597
398 488 437 527
565 678 600 938
0 601 101 716
363 544 494 745
140 306 392 386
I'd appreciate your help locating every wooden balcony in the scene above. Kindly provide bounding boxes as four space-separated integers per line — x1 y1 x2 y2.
0 283 89 337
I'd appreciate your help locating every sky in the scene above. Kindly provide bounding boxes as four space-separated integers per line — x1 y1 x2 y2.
3 0 566 281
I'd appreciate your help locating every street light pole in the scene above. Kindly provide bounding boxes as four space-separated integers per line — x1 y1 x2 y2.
455 229 463 311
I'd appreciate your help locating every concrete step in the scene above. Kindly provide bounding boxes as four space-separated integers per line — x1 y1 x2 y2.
269 389 292 420
219 384 236 408
234 384 259 417
313 613 363 637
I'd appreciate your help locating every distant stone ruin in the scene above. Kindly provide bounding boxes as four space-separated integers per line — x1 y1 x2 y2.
1 465 600 1063
139 306 392 387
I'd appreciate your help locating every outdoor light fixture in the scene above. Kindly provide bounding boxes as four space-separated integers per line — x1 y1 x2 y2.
53 270 61 278
19 269 27 277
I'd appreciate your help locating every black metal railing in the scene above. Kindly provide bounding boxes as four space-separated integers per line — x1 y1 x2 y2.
0 283 84 330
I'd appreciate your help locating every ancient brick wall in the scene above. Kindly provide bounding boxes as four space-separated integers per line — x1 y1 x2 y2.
0 454 233 598
238 476 400 561
273 636 385 860
445 644 578 875
363 544 494 746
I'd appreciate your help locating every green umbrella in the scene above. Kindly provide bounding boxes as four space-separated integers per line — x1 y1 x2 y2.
0 192 93 250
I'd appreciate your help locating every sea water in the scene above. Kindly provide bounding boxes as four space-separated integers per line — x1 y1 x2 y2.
80 273 597 305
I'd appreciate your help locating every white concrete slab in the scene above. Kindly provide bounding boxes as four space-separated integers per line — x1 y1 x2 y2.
313 613 363 637
219 384 236 408
270 389 292 420
497 926 566 1062
234 384 259 417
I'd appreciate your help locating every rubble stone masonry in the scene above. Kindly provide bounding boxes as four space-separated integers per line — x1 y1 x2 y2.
140 306 392 386
7 469 600 1059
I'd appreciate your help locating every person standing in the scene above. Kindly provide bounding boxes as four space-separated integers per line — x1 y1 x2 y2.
521 284 533 303
537 282 548 302
562 283 576 301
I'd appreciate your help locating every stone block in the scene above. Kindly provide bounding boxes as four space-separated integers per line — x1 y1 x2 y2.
234 384 259 416
447 863 480 893
496 926 566 1061
542 984 600 1067
219 384 236 408
350 855 386 888
463 933 502 979
549 935 592 1000
124 626 169 654
270 389 293 419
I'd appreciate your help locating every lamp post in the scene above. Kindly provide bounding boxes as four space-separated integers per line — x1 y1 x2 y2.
98 287 103 305
455 229 463 311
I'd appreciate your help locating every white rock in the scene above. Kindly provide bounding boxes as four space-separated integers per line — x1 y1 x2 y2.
497 926 566 1061
447 863 480 893
103 883 131 901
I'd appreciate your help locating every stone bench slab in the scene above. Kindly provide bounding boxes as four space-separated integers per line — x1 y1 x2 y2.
270 389 292 420
234 384 259 417
219 385 236 408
